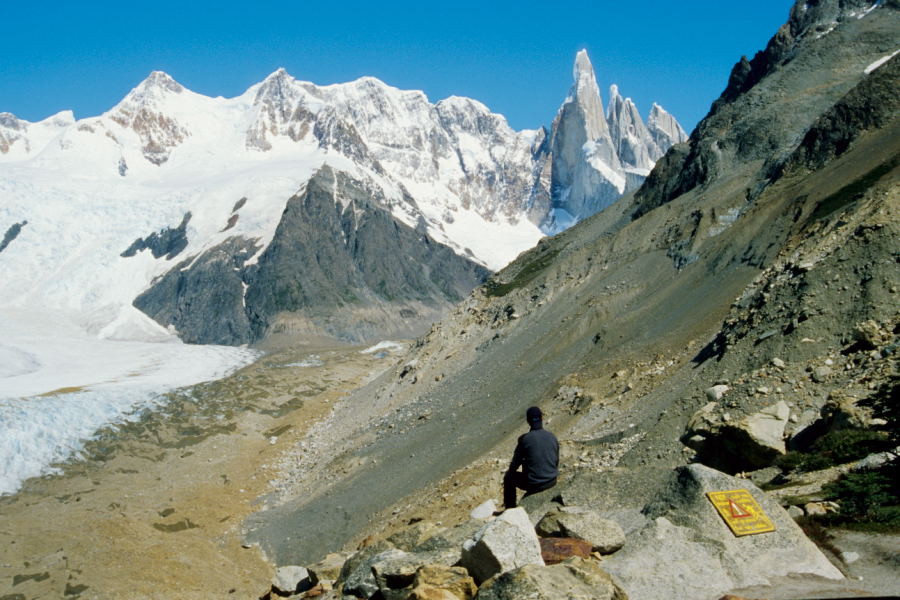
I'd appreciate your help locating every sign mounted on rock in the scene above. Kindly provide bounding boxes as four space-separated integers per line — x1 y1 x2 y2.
706 489 776 536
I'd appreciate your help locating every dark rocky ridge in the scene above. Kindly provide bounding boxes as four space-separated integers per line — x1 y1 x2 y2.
0 220 26 253
633 0 898 219
121 212 191 259
134 166 490 345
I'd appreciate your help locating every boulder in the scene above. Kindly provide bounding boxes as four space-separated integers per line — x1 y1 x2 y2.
684 401 790 471
271 565 317 595
336 540 396 598
535 506 625 554
600 464 843 600
538 537 594 564
473 557 627 600
371 549 460 600
459 507 544 584
406 565 477 600
852 319 889 349
743 401 790 455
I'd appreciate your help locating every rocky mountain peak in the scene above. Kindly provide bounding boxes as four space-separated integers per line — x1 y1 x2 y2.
607 84 655 172
646 102 688 158
0 112 24 130
137 71 185 95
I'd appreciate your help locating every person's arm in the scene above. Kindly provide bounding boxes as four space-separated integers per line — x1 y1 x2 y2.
507 436 524 474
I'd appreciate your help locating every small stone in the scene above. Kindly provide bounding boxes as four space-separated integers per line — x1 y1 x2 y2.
772 358 786 369
842 551 860 564
824 358 834 366
811 366 833 383
804 502 828 517
705 385 730 402
787 506 804 520
756 386 770 395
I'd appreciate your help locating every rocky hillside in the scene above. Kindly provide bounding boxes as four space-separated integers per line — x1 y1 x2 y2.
135 166 490 344
243 1 899 597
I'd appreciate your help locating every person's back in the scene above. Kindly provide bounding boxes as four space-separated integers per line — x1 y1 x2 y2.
503 406 559 508
516 427 559 488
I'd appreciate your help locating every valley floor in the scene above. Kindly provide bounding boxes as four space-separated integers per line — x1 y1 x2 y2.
0 341 400 599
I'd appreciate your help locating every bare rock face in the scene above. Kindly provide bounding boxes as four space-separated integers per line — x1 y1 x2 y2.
459 507 544 584
473 557 627 600
601 464 843 600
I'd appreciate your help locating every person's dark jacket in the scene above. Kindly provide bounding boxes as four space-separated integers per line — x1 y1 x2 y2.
507 424 559 488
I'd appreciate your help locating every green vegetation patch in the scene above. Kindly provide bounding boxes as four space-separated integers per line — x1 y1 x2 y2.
484 246 560 298
776 429 892 473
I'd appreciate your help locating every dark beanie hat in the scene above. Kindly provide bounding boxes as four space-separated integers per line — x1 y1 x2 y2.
526 406 543 423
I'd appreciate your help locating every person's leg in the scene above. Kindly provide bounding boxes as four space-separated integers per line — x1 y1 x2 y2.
503 471 528 509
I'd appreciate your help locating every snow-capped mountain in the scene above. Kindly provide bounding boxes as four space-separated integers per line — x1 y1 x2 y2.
544 50 688 232
0 52 686 346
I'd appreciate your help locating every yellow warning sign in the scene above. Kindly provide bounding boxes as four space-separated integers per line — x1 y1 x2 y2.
706 489 776 537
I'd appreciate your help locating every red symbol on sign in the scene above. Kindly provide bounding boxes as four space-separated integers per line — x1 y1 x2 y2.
728 499 752 518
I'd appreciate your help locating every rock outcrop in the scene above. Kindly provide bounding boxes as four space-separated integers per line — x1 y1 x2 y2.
134 166 491 344
601 465 843 600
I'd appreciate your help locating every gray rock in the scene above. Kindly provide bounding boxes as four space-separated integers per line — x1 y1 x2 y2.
535 506 625 554
812 365 833 382
459 507 544 584
473 557 626 600
601 464 843 600
336 540 396 599
272 565 317 595
743 400 790 455
387 521 440 551
684 401 789 471
746 466 782 486
705 385 730 402
787 505 805 520
371 549 460 599
413 519 485 554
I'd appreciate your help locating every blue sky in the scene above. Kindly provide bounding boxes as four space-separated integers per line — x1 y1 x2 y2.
1 1 793 133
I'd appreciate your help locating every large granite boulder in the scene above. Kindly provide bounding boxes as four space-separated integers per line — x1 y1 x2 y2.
473 557 627 600
601 464 843 600
535 505 625 554
684 401 790 472
459 507 544 584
